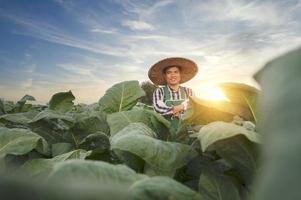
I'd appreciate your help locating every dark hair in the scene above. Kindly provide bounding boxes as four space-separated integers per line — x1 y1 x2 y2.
162 65 182 74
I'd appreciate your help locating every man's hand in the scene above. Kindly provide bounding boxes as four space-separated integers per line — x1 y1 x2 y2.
172 104 184 117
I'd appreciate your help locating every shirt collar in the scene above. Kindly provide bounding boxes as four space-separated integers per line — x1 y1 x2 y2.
167 85 180 93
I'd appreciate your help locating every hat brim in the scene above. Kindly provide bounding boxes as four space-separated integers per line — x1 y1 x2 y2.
148 57 198 85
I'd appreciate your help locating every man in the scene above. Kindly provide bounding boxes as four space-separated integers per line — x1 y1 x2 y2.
148 57 198 131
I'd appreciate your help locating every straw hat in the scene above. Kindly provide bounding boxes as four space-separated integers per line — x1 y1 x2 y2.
148 57 198 85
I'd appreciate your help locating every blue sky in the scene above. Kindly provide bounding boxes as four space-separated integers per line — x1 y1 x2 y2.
1 0 301 104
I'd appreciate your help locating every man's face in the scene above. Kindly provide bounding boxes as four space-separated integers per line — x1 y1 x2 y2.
164 66 181 86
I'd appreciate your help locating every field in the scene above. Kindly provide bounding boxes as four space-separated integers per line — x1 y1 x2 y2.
0 47 300 200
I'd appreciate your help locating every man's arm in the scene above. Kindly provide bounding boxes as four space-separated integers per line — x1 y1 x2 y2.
152 88 173 115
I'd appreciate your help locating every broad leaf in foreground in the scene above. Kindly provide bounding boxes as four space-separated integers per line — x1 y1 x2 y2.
130 176 203 200
0 127 50 161
98 80 145 114
20 149 91 178
253 47 301 200
192 121 260 185
47 160 147 187
198 170 240 200
107 109 170 138
0 174 130 200
191 121 260 152
111 123 196 175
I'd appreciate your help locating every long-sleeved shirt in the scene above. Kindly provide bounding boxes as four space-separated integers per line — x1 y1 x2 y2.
153 85 194 116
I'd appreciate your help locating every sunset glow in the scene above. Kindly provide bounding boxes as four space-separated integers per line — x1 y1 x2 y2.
203 87 229 101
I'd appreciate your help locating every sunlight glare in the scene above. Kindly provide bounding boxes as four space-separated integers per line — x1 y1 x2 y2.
203 87 229 101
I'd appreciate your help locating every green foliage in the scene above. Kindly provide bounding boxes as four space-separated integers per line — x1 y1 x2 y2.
99 80 145 113
0 99 5 115
218 83 259 122
0 111 39 128
49 91 75 113
199 170 240 200
51 143 74 157
47 160 147 186
182 96 253 125
140 81 157 105
107 109 170 139
191 121 260 152
253 47 301 199
130 176 203 200
0 127 50 159
19 149 91 178
13 94 36 113
0 78 269 199
111 123 196 176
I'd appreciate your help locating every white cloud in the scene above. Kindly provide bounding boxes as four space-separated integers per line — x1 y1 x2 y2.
122 20 154 30
56 63 95 76
118 0 174 18
2 14 128 57
90 28 118 34
2 0 301 104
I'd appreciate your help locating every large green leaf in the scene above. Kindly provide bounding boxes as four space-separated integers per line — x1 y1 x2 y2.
0 100 14 114
182 97 253 125
28 109 75 144
130 176 203 200
218 83 259 123
0 111 39 128
198 170 240 200
253 47 301 199
98 80 145 114
47 160 147 187
192 122 260 185
192 121 260 152
0 174 130 200
75 112 109 135
70 110 110 144
0 127 50 160
111 123 196 175
215 136 260 186
49 91 75 113
107 109 170 138
29 109 74 123
19 149 91 178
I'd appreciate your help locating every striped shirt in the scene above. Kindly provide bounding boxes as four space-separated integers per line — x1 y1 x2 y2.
153 85 194 115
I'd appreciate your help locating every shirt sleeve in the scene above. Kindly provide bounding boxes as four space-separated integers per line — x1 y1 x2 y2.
152 87 173 115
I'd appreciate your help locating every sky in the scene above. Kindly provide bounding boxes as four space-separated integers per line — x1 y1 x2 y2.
0 0 301 104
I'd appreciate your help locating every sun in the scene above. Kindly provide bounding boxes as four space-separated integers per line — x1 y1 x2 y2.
203 87 229 101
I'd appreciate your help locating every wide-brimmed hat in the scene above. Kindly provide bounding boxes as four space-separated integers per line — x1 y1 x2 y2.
148 57 198 85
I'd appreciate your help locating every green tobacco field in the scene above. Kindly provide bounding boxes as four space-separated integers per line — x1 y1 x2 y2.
0 47 300 200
